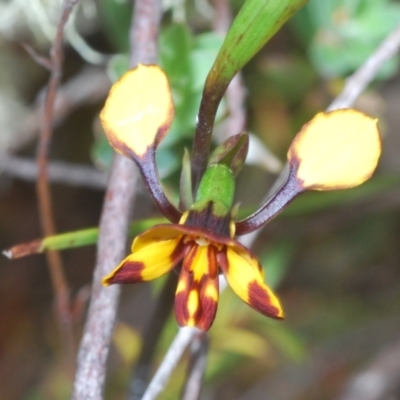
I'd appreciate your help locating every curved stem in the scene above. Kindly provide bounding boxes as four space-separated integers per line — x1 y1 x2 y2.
136 151 182 223
235 166 304 235
191 81 226 193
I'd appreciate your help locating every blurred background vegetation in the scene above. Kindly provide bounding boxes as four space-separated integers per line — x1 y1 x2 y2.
1 0 400 399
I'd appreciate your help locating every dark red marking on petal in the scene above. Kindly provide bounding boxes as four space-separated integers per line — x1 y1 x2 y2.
207 245 219 279
197 278 218 331
174 248 219 331
216 248 229 274
170 237 190 265
182 243 197 272
106 261 145 284
248 280 282 319
175 268 191 326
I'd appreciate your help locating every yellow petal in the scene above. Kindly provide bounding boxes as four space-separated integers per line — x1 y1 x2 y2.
100 64 174 158
175 244 219 331
288 109 381 190
102 235 183 285
219 246 284 319
131 225 185 253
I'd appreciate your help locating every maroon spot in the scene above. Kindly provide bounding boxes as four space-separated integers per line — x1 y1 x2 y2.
182 244 197 272
174 268 219 331
174 290 190 327
107 261 145 284
174 269 191 326
207 246 218 278
216 249 229 274
248 281 282 319
196 293 218 331
170 238 190 266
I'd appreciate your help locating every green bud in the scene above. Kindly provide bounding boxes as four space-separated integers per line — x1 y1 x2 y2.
193 164 235 217
208 132 249 177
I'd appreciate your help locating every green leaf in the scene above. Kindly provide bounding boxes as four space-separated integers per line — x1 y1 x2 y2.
91 132 114 170
292 0 400 79
192 0 308 188
43 217 167 251
3 217 168 259
260 241 295 289
98 0 132 52
159 27 224 147
204 0 309 96
107 54 129 82
260 321 306 362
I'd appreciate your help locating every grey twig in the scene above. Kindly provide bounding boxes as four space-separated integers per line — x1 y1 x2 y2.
7 66 110 154
1 156 108 190
71 155 137 400
328 24 400 111
140 277 228 400
336 338 400 400
71 0 162 399
141 327 201 400
128 273 178 400
268 22 400 206
180 332 209 400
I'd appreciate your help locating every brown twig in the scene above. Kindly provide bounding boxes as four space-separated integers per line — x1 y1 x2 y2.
72 0 163 398
36 0 81 372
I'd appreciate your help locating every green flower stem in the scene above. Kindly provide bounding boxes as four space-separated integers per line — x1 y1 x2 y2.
4 217 167 259
44 217 167 250
191 0 308 191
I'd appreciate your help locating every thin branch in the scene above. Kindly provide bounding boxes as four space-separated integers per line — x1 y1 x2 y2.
327 24 400 111
336 337 400 400
20 42 52 70
180 332 209 400
36 0 81 372
128 273 178 400
8 66 110 154
141 327 200 400
257 23 400 219
72 0 163 398
2 156 108 190
71 156 137 400
140 278 227 400
129 0 161 67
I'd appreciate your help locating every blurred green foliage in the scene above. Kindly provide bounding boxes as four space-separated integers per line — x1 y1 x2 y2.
292 0 400 78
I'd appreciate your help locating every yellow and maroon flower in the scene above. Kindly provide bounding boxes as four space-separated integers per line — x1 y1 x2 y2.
102 218 283 331
100 64 382 331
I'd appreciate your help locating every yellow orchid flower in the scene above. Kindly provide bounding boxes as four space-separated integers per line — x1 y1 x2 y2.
100 64 381 331
103 215 283 331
